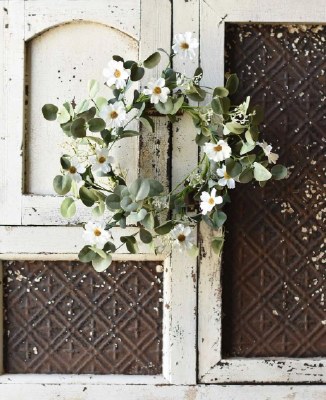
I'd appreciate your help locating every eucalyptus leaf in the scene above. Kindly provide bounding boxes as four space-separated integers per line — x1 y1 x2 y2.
42 104 58 121
154 98 173 115
92 253 113 272
139 228 153 244
71 118 86 138
60 155 71 170
60 197 76 218
88 118 106 132
119 130 140 138
57 105 71 124
225 122 245 135
88 79 100 98
225 158 242 178
240 142 256 155
143 52 161 68
171 96 184 114
271 164 288 180
78 246 97 263
225 74 239 95
120 196 139 212
211 236 225 256
105 193 121 210
148 179 164 197
130 64 145 81
129 178 150 201
112 55 124 62
253 162 272 181
139 116 155 132
53 175 72 195
154 220 173 235
142 212 155 230
92 201 105 217
79 186 98 207
213 87 229 98
238 168 254 183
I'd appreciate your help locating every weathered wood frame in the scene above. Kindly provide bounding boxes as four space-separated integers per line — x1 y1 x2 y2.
198 0 326 384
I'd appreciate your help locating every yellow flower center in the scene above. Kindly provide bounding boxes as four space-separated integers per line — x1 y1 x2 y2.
181 42 189 49
224 171 231 179
214 145 222 152
114 69 121 78
93 228 102 237
153 86 162 94
69 166 77 174
208 197 215 205
110 110 118 119
98 156 106 164
177 234 186 242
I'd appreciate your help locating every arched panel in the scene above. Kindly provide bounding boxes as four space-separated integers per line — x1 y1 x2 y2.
25 21 138 195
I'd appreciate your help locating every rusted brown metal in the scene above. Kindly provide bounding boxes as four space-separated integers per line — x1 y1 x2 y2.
3 260 163 374
222 23 326 357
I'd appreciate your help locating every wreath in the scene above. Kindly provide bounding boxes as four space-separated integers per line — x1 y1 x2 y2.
42 32 287 272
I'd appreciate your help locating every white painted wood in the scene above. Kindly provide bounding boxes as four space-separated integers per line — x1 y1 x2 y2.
0 1 24 224
198 0 326 384
1 384 326 400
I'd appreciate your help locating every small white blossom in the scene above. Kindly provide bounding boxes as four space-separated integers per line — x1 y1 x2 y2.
203 140 232 162
90 148 114 175
170 224 194 252
143 78 170 104
66 156 86 182
99 101 126 129
103 60 130 89
216 165 236 189
172 32 199 60
83 221 111 249
200 188 223 215
258 141 279 164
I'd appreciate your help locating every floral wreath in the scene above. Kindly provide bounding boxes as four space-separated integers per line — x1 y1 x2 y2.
42 32 287 272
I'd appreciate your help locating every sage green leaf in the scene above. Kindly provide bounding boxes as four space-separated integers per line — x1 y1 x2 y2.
129 178 150 201
139 116 155 132
57 105 71 124
95 96 107 110
245 130 256 145
142 212 155 230
92 253 113 272
248 125 259 141
194 67 203 81
225 158 242 178
225 74 239 95
60 120 73 136
154 97 173 115
271 164 288 180
212 210 227 228
77 106 96 122
253 162 272 181
120 196 139 212
130 64 145 81
71 118 86 138
171 96 184 114
112 55 124 62
75 99 90 114
213 87 229 98
60 197 76 218
78 246 97 263
148 179 164 197
90 246 107 259
238 168 254 183
103 241 116 253
143 52 161 68
87 79 100 98
225 122 245 134
240 154 256 166
86 136 105 146
88 118 106 132
119 130 140 138
211 236 225 256
139 228 153 244
187 85 206 102
124 60 136 69
53 175 72 195
92 200 105 217
60 155 71 170
154 220 173 235
240 142 256 155
251 105 264 124
42 104 58 121
120 235 139 254
106 193 121 210
79 186 98 207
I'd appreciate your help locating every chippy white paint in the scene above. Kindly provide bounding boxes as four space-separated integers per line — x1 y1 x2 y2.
198 0 326 384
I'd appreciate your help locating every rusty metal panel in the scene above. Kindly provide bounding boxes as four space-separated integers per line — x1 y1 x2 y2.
222 24 326 357
3 260 163 374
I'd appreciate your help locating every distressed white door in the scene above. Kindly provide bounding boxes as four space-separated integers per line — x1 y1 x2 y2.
198 0 326 386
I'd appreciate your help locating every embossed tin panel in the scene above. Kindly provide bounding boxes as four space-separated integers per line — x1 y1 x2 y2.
3 260 163 374
222 24 326 357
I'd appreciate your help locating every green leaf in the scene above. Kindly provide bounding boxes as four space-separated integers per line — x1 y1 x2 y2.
238 168 254 183
225 122 245 134
271 165 288 180
142 212 155 230
79 186 98 207
225 74 239 95
120 196 139 212
248 125 259 141
71 118 86 138
77 106 96 122
101 129 112 145
60 155 71 170
253 162 272 181
119 130 140 138
211 236 224 256
240 142 256 155
187 85 206 102
171 96 184 114
129 178 150 201
212 211 227 228
143 52 161 68
78 246 97 262
213 87 229 97
154 220 173 235
124 60 136 69
92 253 113 272
95 96 107 110
194 67 203 81
53 175 72 195
139 228 153 244
112 55 124 62
106 193 121 210
245 130 256 145
130 64 145 81
120 235 139 254
88 118 106 132
148 179 164 197
139 116 155 132
88 79 100 98
75 99 90 114
103 241 116 253
154 97 173 115
225 158 242 178
42 104 58 121
60 197 76 218
92 200 105 217
57 105 71 124
90 246 107 259
251 105 264 124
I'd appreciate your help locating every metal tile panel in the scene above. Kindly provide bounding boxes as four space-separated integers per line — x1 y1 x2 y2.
222 24 326 357
3 260 163 374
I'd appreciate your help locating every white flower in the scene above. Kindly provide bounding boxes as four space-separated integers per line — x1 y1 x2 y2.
66 156 86 183
258 141 279 164
170 224 194 252
203 140 232 162
83 221 111 249
172 32 199 60
103 60 130 89
143 78 170 104
90 148 114 175
200 188 223 215
216 165 236 189
99 101 126 129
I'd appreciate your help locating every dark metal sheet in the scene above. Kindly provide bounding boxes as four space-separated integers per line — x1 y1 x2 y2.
222 24 326 357
3 260 163 374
